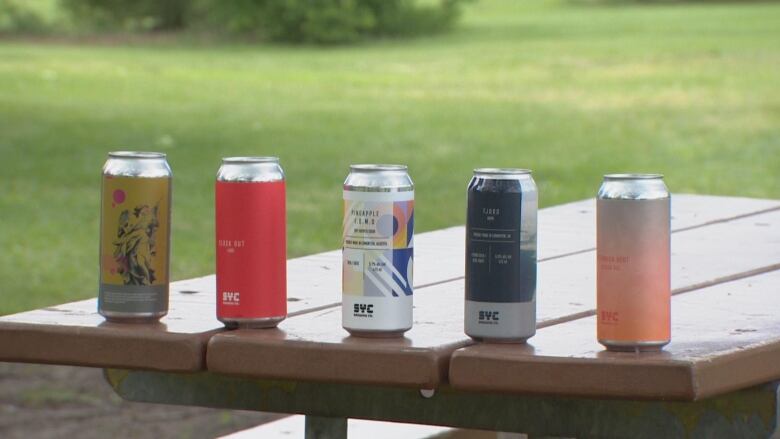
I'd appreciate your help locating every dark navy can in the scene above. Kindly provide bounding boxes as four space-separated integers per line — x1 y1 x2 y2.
465 168 537 343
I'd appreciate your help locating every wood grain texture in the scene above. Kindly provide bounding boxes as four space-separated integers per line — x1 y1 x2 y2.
207 199 780 389
535 208 780 323
450 270 780 400
1 195 776 376
0 281 218 371
0 250 343 371
0 224 484 371
415 195 780 282
207 281 467 389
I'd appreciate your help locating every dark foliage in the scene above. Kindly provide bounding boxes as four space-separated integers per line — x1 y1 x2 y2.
0 0 48 33
61 0 190 31
60 0 469 43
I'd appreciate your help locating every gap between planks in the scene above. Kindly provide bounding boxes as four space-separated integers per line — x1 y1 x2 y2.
528 204 780 267
289 204 780 320
538 262 780 329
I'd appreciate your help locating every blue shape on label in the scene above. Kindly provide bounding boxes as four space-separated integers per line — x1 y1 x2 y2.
392 248 414 297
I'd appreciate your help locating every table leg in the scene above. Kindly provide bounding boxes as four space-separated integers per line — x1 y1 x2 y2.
305 415 347 439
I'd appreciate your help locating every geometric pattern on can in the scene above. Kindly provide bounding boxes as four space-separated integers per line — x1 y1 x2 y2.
343 193 414 298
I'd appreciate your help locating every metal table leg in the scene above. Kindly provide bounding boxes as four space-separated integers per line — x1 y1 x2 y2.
305 415 347 439
105 369 780 439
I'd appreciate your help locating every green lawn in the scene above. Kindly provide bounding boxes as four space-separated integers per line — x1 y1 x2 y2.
1 0 778 315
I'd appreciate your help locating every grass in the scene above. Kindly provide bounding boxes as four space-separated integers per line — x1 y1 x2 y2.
0 0 778 315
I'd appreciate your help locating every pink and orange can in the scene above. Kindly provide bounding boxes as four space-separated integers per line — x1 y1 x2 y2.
596 174 670 352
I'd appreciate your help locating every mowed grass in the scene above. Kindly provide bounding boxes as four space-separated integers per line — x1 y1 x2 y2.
0 0 778 315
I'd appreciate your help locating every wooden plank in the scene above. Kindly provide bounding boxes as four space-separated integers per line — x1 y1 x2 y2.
535 208 780 324
414 195 780 286
536 194 779 262
0 221 482 372
207 206 780 388
1 195 775 373
107 369 780 439
0 229 468 372
207 280 468 389
0 250 346 371
668 194 780 231
0 246 327 370
176 195 780 311
450 269 780 400
0 278 218 371
169 196 753 312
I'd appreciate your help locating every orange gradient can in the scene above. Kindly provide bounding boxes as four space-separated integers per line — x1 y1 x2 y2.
597 174 670 352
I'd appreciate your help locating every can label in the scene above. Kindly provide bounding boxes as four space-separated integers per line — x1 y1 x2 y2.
216 180 287 320
597 198 670 343
342 190 414 331
466 191 535 303
465 187 537 339
99 176 170 314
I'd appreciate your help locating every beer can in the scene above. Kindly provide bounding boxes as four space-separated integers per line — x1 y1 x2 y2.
597 173 671 352
216 157 287 329
99 151 172 322
465 168 538 343
342 164 414 337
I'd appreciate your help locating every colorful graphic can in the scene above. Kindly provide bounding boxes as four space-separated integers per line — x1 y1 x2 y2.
216 157 287 329
597 174 671 352
465 168 538 343
342 164 414 337
99 151 172 322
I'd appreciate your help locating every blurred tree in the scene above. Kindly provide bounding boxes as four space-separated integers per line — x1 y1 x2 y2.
60 0 470 43
61 0 189 31
0 0 48 33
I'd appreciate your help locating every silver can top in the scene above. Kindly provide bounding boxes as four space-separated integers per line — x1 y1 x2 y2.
217 157 284 182
474 168 532 179
599 173 669 200
345 164 413 192
603 173 663 181
109 151 167 159
104 151 171 178
349 164 408 172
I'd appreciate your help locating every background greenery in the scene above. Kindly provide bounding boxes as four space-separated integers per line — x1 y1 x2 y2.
2 0 467 43
1 0 778 315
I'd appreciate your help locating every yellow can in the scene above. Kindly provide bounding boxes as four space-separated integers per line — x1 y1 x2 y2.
99 151 172 322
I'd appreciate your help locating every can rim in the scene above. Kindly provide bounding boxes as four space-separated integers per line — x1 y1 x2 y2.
604 173 664 180
222 156 280 164
474 168 531 176
109 151 166 159
350 164 408 172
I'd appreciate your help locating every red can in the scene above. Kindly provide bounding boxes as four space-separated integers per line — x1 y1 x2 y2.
216 157 287 328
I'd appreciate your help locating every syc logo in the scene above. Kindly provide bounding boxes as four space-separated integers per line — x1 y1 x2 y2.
478 310 500 323
222 291 240 305
353 303 374 317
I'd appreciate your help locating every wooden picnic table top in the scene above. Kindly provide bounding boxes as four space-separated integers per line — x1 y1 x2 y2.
0 226 471 372
0 194 778 402
451 269 780 401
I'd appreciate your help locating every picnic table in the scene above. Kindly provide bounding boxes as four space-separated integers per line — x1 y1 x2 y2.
1 194 779 438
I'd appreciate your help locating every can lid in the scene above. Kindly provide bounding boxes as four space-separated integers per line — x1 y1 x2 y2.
604 173 663 180
222 157 279 164
109 151 166 159
474 168 531 176
350 164 407 172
